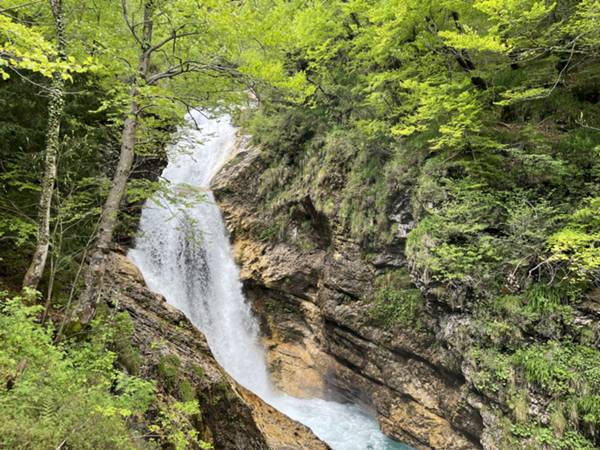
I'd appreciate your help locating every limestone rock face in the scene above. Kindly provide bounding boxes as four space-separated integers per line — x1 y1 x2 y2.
105 250 328 450
212 147 485 450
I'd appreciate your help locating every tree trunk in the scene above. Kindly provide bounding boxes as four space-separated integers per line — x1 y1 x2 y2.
22 0 66 291
75 97 139 323
75 1 154 324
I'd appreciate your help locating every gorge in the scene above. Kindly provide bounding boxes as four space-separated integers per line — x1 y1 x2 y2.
129 111 410 450
2 2 599 449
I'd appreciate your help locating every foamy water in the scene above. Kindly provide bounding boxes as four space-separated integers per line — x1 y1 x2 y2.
129 111 411 450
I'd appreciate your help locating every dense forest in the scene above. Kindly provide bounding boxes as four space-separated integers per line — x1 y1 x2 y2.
1 1 599 449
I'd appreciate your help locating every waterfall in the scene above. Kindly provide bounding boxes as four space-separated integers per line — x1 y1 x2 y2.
129 111 411 450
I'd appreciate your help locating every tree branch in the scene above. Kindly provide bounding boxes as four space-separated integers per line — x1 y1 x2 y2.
147 27 200 56
121 0 142 47
146 61 241 85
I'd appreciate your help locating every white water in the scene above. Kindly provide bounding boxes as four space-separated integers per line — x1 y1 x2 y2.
129 111 411 450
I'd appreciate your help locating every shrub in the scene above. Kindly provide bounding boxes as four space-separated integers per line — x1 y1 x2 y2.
369 269 424 328
149 401 210 450
157 355 181 394
0 292 154 449
548 197 600 284
406 181 503 291
113 311 142 375
512 342 600 437
468 347 513 395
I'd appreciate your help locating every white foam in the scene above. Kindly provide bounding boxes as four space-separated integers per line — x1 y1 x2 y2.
129 111 410 450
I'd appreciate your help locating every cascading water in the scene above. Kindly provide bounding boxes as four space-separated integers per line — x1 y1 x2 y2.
129 111 411 450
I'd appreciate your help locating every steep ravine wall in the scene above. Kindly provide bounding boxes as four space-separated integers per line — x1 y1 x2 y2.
105 249 329 450
213 147 495 450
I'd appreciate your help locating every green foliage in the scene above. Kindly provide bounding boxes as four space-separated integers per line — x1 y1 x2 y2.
468 347 513 395
156 354 200 404
113 312 142 376
549 197 600 283
248 112 416 244
525 283 567 315
407 178 504 290
509 422 597 450
256 224 278 242
149 400 211 450
513 341 600 434
0 74 120 286
467 340 600 443
238 5 600 444
0 0 599 448
513 342 574 395
178 379 196 403
158 355 181 394
369 269 423 328
0 292 154 449
0 216 36 248
0 292 212 449
0 10 89 80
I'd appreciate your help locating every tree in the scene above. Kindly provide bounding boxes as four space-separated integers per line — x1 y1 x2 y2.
73 0 259 323
5 0 313 322
22 0 67 291
0 2 69 79
2 1 88 292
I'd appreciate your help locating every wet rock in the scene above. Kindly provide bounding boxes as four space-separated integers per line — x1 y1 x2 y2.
238 385 330 450
105 251 328 450
213 146 484 449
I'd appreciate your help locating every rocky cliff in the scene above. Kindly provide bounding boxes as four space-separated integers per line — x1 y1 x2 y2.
105 249 329 450
212 146 491 450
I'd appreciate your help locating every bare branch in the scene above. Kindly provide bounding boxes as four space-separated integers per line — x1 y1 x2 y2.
6 66 55 93
147 27 201 56
578 113 600 132
146 61 242 85
121 0 142 47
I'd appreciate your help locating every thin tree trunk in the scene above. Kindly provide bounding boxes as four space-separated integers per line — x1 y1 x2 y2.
75 1 153 324
75 97 139 323
22 0 67 291
42 207 62 324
